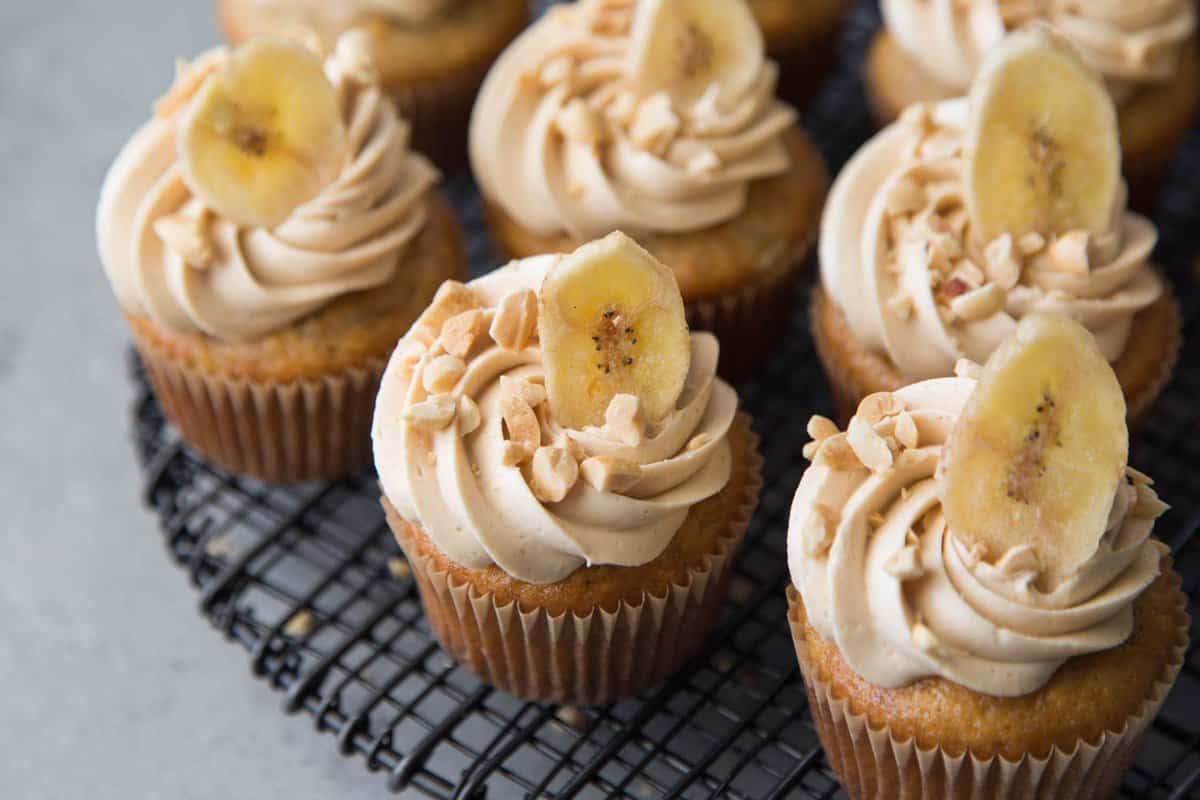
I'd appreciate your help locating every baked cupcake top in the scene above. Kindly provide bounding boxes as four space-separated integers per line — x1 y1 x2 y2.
97 36 438 343
882 0 1195 101
822 27 1163 382
788 315 1169 698
469 0 797 239
373 233 739 584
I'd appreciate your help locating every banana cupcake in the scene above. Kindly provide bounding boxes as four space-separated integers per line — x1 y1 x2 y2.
97 38 465 482
216 0 528 172
815 28 1179 424
867 0 1198 205
470 0 828 379
789 314 1187 799
373 232 762 704
749 0 853 108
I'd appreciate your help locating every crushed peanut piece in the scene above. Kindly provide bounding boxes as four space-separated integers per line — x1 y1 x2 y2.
387 557 412 581
489 289 538 351
528 446 580 503
1017 231 1046 256
857 392 905 426
457 396 481 436
629 92 680 156
415 281 479 345
422 355 466 394
814 434 863 471
983 234 1021 290
501 393 540 457
807 415 839 442
283 609 314 638
555 97 605 145
1044 231 1091 276
440 309 488 358
204 535 234 558
602 394 645 446
580 455 642 493
848 416 894 473
404 394 457 430
154 211 214 269
500 375 547 408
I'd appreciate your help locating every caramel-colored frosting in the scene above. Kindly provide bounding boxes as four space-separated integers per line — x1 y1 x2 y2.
820 99 1162 380
97 45 438 342
469 0 796 239
882 0 1196 101
373 255 738 584
788 377 1167 697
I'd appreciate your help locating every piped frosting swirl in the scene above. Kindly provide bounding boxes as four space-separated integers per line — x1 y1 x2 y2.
820 99 1162 381
373 255 738 585
469 0 796 239
788 376 1167 697
881 0 1196 102
97 44 438 342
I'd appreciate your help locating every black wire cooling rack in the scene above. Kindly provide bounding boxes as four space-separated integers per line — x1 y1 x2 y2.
128 2 1200 797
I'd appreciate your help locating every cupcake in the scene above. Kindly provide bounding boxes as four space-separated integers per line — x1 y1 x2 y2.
867 0 1199 206
815 27 1179 425
788 313 1188 799
373 232 762 704
470 0 829 380
748 0 853 108
216 0 528 173
97 38 466 482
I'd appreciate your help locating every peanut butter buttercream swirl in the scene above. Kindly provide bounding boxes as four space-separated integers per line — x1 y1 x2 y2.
97 44 439 342
820 99 1162 380
373 256 738 585
788 377 1167 697
469 0 797 239
882 0 1196 101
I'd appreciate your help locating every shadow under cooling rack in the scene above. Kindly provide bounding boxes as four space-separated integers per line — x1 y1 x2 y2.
128 2 1200 798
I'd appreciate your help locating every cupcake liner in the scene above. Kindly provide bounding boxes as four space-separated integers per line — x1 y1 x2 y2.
787 586 1189 800
387 59 490 176
135 336 384 483
388 417 763 705
686 232 815 382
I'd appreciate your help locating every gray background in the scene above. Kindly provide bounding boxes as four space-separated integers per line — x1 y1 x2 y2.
1 1 390 796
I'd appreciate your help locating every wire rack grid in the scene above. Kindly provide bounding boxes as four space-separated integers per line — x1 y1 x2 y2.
129 2 1200 798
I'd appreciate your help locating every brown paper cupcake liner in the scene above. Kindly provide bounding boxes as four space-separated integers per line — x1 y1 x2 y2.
811 284 1182 428
387 60 490 176
686 232 815 382
135 335 384 483
389 418 764 705
787 586 1189 800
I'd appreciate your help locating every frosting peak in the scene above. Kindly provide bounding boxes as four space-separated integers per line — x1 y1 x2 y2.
97 47 438 342
788 378 1167 697
373 256 738 584
820 99 1162 380
882 0 1196 100
469 0 797 239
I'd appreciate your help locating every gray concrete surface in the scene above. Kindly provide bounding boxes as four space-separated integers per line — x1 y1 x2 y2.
1 2 392 796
